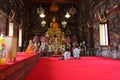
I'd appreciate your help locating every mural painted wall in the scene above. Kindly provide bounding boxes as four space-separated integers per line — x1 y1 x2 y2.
0 10 7 35
93 0 120 48
108 14 120 47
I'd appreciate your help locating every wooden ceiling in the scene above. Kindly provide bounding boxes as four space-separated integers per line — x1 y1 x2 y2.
31 0 78 4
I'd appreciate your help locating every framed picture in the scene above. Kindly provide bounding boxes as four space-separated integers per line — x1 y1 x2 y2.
87 22 91 28
8 10 15 20
98 12 106 22
66 30 71 35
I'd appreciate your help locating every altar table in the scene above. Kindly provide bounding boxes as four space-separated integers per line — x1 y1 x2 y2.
0 52 40 80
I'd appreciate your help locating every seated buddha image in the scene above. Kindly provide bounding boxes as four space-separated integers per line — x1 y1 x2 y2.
50 16 59 30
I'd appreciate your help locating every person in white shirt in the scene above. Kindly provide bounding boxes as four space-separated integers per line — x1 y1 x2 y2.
73 46 80 59
64 48 71 60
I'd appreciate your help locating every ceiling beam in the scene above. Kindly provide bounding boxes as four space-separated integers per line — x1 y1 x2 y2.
31 0 78 4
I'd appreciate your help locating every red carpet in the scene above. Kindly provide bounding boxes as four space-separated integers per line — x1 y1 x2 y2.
25 57 120 80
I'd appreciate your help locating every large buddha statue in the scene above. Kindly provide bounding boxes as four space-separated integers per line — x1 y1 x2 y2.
50 16 59 30
48 16 60 36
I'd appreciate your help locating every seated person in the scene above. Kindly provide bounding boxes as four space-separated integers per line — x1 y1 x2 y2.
64 48 71 60
25 40 35 54
73 46 80 59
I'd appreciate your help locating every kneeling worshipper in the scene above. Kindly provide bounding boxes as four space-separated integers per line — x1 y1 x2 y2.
73 46 80 59
64 48 71 60
25 40 35 54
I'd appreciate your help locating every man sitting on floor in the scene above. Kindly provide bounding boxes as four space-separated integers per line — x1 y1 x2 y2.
73 45 80 59
64 48 71 60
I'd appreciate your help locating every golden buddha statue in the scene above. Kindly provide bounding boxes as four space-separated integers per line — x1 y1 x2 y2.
50 16 58 30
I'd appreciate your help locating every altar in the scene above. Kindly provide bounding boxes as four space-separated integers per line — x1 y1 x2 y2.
0 52 40 80
44 16 65 55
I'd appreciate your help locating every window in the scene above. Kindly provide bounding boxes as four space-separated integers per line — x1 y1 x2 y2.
8 22 13 36
19 28 22 47
99 23 109 46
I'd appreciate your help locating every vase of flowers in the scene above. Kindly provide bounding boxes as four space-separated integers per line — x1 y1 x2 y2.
64 36 71 44
71 35 77 43
41 36 49 43
0 37 7 65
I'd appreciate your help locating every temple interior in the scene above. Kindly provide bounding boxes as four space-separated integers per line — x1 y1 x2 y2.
0 0 119 54
0 0 120 80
